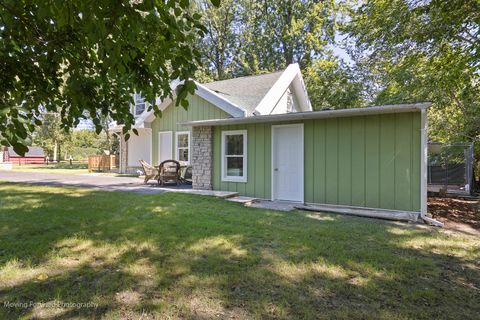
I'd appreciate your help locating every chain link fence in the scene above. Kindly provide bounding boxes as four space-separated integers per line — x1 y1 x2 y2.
428 142 475 195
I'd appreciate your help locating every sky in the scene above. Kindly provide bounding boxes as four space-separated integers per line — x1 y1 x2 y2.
332 32 354 65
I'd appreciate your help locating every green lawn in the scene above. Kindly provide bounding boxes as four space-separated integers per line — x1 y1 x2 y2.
0 183 479 319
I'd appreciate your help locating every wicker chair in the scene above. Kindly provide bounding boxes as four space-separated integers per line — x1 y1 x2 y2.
182 165 193 184
139 160 160 184
158 160 181 185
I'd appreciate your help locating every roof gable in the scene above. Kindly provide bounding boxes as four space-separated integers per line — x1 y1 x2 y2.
255 63 312 115
139 63 312 126
8 146 45 157
202 71 283 115
142 82 246 124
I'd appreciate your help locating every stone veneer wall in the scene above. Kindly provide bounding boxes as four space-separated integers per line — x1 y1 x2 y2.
119 133 128 174
192 126 213 190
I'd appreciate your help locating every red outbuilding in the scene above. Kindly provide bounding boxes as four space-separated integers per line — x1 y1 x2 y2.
5 146 46 165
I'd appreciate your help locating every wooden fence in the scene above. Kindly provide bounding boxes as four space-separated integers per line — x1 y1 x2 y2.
88 155 118 172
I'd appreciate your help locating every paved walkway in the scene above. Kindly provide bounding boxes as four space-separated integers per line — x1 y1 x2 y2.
0 171 240 198
0 171 186 194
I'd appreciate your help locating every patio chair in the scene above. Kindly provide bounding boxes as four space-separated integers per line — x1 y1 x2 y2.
158 160 181 185
139 160 160 184
182 165 192 185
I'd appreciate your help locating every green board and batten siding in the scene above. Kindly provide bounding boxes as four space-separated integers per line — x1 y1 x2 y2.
212 112 421 212
150 95 230 164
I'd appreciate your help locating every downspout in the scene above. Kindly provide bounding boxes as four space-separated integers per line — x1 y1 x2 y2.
420 108 444 227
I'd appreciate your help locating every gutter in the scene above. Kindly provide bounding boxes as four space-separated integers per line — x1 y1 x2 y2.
179 102 431 127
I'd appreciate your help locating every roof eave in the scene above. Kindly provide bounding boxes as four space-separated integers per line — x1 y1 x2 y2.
179 102 431 127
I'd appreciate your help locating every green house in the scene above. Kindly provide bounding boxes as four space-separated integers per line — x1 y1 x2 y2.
111 63 312 174
113 64 429 222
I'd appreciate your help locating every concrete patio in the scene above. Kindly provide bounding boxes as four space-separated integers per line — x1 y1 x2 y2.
0 171 236 197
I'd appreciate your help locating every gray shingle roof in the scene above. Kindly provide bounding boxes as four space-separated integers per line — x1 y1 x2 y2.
202 71 283 114
8 146 45 157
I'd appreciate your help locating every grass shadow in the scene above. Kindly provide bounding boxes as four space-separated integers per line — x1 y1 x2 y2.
1 182 479 319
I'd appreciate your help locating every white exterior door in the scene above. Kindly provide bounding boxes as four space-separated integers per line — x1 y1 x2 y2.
158 131 173 163
272 124 304 202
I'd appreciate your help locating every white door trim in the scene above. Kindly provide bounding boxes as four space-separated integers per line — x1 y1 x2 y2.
147 128 152 165
158 131 173 164
271 123 304 202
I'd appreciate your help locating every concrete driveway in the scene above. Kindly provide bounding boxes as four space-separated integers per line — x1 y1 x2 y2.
0 171 191 194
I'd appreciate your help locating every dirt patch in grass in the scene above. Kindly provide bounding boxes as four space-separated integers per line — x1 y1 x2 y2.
428 196 480 234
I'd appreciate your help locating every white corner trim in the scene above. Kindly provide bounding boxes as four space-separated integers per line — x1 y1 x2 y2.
195 83 247 118
148 128 153 165
221 130 248 183
255 63 312 115
271 123 304 202
175 131 191 164
420 109 428 217
419 109 442 227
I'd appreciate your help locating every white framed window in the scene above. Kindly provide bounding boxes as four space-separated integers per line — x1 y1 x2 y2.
175 131 190 164
133 93 146 116
221 130 247 182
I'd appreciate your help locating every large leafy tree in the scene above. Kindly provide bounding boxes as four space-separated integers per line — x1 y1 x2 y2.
194 0 337 78
0 0 218 154
62 129 115 160
345 0 480 143
195 0 240 80
304 57 364 110
236 0 336 73
31 112 68 161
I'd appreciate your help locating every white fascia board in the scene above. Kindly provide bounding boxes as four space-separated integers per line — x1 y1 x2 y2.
255 63 312 115
180 102 431 127
291 72 312 112
143 96 173 123
142 80 180 123
141 81 246 124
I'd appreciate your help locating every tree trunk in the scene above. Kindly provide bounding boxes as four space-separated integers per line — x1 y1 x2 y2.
282 2 294 66
53 140 58 162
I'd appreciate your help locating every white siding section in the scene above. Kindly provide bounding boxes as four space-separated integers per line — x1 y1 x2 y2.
270 88 298 115
127 129 152 166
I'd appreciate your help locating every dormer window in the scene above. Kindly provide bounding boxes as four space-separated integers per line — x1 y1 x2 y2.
133 93 146 116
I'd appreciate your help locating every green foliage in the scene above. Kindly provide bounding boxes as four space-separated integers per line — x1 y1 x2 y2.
0 0 211 155
63 129 114 160
32 113 116 160
304 58 364 110
31 113 69 159
195 0 241 80
195 0 337 79
345 0 480 144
